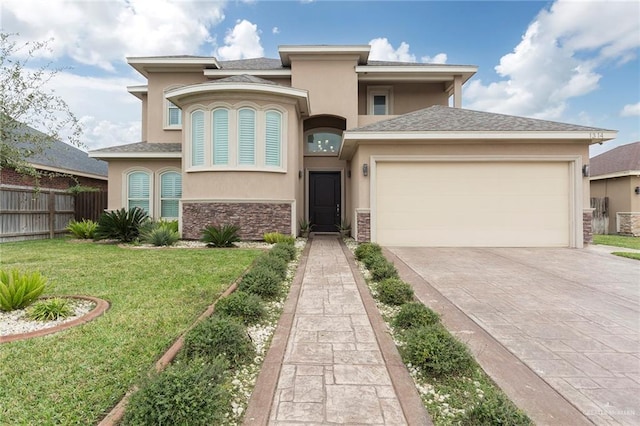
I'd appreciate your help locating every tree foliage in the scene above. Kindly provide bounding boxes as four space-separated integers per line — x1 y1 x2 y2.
0 32 82 178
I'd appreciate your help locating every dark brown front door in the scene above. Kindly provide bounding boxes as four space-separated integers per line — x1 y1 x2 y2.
309 172 341 232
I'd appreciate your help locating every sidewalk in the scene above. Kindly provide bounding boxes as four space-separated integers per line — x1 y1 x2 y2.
243 235 429 425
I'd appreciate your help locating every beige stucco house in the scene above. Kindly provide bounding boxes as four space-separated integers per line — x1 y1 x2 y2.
90 45 617 247
590 142 640 236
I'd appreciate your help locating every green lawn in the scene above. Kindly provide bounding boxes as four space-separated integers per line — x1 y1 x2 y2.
612 252 640 261
593 234 640 250
0 239 260 425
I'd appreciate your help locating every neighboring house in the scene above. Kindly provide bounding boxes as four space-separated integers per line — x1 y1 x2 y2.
590 142 640 236
89 45 616 247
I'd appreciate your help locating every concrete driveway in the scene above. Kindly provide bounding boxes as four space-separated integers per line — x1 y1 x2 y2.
386 247 639 426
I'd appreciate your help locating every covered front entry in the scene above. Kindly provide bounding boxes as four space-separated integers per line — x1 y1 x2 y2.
374 160 573 247
309 171 341 232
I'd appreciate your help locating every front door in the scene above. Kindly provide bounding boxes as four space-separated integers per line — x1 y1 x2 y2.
309 172 341 232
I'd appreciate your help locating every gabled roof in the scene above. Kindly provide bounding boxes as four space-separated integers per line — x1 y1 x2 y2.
212 74 281 85
89 142 181 159
340 105 617 160
590 141 640 179
218 58 285 70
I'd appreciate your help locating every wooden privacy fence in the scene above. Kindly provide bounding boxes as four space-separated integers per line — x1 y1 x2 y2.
1 187 109 242
590 197 609 235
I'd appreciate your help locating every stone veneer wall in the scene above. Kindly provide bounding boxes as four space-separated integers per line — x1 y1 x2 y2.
182 202 291 240
616 212 640 237
583 209 594 245
356 210 370 243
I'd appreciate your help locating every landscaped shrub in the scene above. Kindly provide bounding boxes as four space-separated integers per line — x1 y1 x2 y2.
180 316 255 368
271 242 297 261
94 207 148 242
253 254 288 279
201 224 240 247
376 277 414 305
263 232 295 244
0 269 47 312
26 298 73 321
142 226 180 247
393 302 440 330
458 387 532 425
214 291 265 325
122 358 230 426
401 324 474 378
369 257 399 282
66 219 97 239
354 242 382 262
238 266 282 300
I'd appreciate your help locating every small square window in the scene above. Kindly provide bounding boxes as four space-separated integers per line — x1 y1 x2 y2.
168 102 181 127
373 95 387 115
368 87 392 116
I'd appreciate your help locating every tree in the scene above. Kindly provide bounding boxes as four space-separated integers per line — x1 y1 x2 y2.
0 32 82 179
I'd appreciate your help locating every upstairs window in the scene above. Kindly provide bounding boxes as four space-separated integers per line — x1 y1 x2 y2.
127 171 150 213
265 110 282 167
160 171 182 219
191 110 205 166
167 101 181 127
212 108 229 165
238 108 256 165
367 86 393 115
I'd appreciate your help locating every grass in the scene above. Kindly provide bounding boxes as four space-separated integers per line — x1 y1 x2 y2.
0 238 260 425
612 252 640 261
593 234 640 249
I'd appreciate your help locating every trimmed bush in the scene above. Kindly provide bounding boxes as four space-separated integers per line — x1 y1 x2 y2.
376 278 414 306
369 258 399 282
263 232 295 244
214 291 265 325
354 242 382 262
271 243 296 261
0 269 47 312
26 298 73 321
122 358 230 426
458 387 532 425
66 219 97 239
238 266 282 300
94 207 149 242
402 324 474 378
201 224 240 247
181 316 255 368
253 254 288 280
393 302 440 330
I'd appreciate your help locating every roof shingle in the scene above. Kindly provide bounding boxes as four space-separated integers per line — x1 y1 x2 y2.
590 141 640 176
90 142 182 154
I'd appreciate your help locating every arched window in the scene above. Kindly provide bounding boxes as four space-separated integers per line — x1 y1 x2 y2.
212 108 229 165
127 171 150 213
191 110 205 166
265 110 282 167
160 171 182 219
238 108 256 165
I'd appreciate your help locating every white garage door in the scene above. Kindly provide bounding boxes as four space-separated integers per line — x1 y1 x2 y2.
375 161 571 247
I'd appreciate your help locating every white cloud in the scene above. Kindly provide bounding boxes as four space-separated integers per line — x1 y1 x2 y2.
620 103 640 117
272 26 280 34
2 0 225 70
421 53 447 64
465 0 640 120
215 19 264 60
369 38 416 62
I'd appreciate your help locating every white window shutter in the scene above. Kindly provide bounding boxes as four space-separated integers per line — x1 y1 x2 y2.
160 172 182 218
128 172 150 213
191 111 205 166
265 111 281 167
212 109 229 165
238 109 255 165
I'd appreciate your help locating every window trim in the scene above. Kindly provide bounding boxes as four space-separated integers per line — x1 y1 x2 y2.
367 86 393 115
304 127 343 157
124 168 153 215
164 85 184 130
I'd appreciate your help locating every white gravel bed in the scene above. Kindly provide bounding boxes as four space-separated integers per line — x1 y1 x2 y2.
0 298 96 337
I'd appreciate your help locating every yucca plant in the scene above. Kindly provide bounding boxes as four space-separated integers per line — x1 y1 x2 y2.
26 298 73 321
201 224 240 247
66 219 98 239
94 207 149 242
0 269 47 312
142 226 180 246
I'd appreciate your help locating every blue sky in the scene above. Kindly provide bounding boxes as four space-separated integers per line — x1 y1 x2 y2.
2 0 639 157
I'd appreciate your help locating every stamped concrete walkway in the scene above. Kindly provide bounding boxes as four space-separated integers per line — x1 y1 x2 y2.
244 236 429 425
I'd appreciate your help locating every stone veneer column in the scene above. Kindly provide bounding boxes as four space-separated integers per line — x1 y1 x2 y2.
583 209 594 245
181 202 292 240
616 212 640 237
356 210 370 243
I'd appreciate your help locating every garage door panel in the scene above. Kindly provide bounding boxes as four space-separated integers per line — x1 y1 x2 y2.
375 161 570 247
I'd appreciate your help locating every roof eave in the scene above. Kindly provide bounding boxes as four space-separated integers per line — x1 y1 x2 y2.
28 163 108 180
126 57 220 78
88 152 181 160
590 170 640 180
279 45 371 66
356 65 478 85
204 69 291 78
127 85 148 100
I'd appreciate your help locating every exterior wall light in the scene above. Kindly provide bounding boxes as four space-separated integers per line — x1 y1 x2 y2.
362 163 368 177
347 170 351 178
299 170 303 179
582 164 590 177
635 186 640 195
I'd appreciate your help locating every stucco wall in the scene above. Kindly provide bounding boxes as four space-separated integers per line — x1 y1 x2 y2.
590 176 639 234
357 82 448 115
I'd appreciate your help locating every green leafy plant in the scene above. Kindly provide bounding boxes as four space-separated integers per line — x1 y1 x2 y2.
458 387 533 425
214 291 265 325
369 257 399 282
354 242 382 262
271 242 297 261
180 316 255 368
376 277 414 305
263 232 295 244
336 220 351 236
298 218 312 236
0 269 47 311
401 324 474 378
238 265 282 300
122 358 231 426
26 298 73 321
142 226 180 247
94 207 149 243
66 219 98 239
66 185 100 194
253 254 289 280
393 302 440 330
201 224 240 247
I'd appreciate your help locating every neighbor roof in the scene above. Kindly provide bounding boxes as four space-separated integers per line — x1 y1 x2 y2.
218 58 285 70
89 142 181 159
590 141 640 177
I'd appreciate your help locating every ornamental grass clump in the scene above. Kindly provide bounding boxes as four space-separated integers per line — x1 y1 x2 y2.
26 298 73 321
0 269 47 311
214 291 265 325
393 302 440 331
122 358 231 426
402 324 474 378
180 316 255 368
142 226 180 247
263 232 295 244
238 266 282 300
66 219 98 239
376 277 414 306
201 224 240 247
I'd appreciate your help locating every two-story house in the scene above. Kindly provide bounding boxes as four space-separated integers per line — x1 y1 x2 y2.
90 45 616 247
